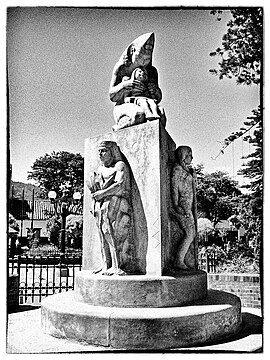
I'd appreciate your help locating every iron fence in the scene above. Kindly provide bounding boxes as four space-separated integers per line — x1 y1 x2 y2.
9 254 82 304
8 252 216 305
198 252 217 273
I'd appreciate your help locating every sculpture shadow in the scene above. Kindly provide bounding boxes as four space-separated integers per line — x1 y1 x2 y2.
185 311 262 353
121 153 148 275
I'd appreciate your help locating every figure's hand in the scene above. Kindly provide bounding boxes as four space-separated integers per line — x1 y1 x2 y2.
92 190 104 201
123 79 146 92
86 180 95 193
148 82 157 96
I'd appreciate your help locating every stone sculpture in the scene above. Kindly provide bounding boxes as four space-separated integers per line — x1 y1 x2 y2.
171 146 197 270
86 141 131 275
42 31 242 351
109 32 166 130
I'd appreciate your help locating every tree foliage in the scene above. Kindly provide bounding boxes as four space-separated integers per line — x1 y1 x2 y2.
210 8 262 85
238 106 263 198
233 194 261 260
209 9 263 264
209 8 263 166
27 151 84 197
195 166 241 225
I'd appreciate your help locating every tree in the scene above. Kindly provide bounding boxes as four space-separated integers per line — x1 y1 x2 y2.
27 151 84 197
234 194 261 262
209 9 263 271
195 167 241 225
238 106 263 199
209 9 262 177
210 9 262 85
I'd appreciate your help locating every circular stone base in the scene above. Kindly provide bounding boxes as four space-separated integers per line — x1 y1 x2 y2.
41 290 242 350
74 270 207 307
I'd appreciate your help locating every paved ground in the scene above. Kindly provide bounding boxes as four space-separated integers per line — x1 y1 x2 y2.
6 305 262 354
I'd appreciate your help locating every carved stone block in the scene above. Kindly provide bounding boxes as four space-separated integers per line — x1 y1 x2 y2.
83 120 176 275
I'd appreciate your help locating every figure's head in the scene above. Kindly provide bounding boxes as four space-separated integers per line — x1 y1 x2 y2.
175 146 193 166
122 33 154 67
98 141 122 166
132 67 148 82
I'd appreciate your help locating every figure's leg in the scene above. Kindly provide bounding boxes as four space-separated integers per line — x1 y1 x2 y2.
101 232 126 275
92 218 111 273
98 213 121 275
113 212 131 273
146 99 160 119
102 200 130 275
158 105 167 127
174 218 196 270
113 103 146 130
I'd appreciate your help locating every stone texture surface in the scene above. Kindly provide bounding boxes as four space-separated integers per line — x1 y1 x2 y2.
83 120 177 275
41 289 242 350
8 305 262 353
74 270 207 307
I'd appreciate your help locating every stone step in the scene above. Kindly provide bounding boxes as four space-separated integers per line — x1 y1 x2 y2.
41 289 242 350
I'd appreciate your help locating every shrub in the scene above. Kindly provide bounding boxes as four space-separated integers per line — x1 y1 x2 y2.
198 244 259 274
27 244 60 256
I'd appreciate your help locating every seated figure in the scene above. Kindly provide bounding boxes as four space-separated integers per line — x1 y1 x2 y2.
122 67 161 121
109 32 166 130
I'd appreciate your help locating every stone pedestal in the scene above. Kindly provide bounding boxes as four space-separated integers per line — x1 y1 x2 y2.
41 289 242 350
41 120 242 349
83 120 193 275
74 270 207 307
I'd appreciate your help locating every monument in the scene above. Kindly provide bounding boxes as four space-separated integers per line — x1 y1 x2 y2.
41 32 242 350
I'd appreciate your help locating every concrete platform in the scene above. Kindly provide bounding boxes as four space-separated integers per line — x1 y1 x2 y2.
7 302 262 353
75 270 207 307
39 289 242 350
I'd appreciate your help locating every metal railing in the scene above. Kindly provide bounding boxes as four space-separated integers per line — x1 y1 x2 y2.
198 252 217 273
9 254 82 304
8 252 217 305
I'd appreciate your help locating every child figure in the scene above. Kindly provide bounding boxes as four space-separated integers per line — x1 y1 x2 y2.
122 67 161 120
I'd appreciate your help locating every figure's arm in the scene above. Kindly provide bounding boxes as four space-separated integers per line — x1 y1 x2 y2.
109 63 147 102
86 172 101 193
109 63 126 102
171 167 191 217
171 167 181 210
148 83 162 103
147 66 162 103
92 162 127 201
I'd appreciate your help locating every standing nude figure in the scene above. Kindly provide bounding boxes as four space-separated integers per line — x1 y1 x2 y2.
171 146 197 270
86 141 131 275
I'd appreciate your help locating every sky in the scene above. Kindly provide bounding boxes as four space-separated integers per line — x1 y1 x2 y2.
7 6 260 187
